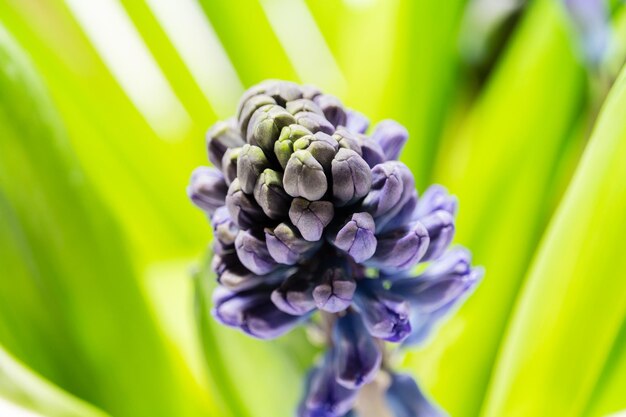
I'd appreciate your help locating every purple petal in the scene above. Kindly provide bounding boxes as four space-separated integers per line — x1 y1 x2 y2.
421 210 455 261
235 229 278 275
246 104 296 153
211 206 239 249
212 285 303 339
287 98 325 117
357 135 386 168
265 222 320 265
415 185 457 218
295 111 335 135
188 167 228 215
371 120 409 161
225 179 267 229
385 373 447 417
353 279 411 342
390 248 483 313
332 312 382 389
253 169 291 220
345 110 369 134
362 161 414 218
271 269 317 316
329 212 377 263
289 198 335 242
312 267 356 313
314 94 347 127
367 221 429 271
333 128 362 156
294 132 339 171
298 355 358 417
331 149 372 207
206 118 245 170
284 150 328 201
237 94 276 134
237 144 270 194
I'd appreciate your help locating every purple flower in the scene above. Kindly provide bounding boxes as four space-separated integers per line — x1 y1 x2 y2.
189 80 482 417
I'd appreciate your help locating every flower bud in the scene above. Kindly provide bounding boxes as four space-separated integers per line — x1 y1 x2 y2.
333 128 362 155
297 355 358 417
225 178 267 229
264 80 303 106
237 144 270 194
286 98 324 117
253 169 291 220
275 124 314 169
415 184 458 218
367 221 429 271
376 190 418 234
211 206 239 249
332 312 382 389
293 132 339 171
265 222 320 265
314 94 347 127
216 253 285 292
390 248 482 313
246 104 296 153
331 149 372 206
421 210 455 261
301 84 322 100
312 266 356 313
284 150 328 201
271 269 317 315
329 212 377 263
345 109 369 134
295 111 335 135
206 118 245 170
357 135 386 168
362 161 414 218
353 279 411 342
235 229 278 275
188 167 228 215
221 147 241 185
237 94 276 134
213 286 302 339
289 198 334 241
371 120 409 161
385 373 446 417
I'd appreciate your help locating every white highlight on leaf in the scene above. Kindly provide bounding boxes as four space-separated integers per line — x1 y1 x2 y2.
259 0 347 96
64 0 192 141
145 0 244 118
0 397 45 417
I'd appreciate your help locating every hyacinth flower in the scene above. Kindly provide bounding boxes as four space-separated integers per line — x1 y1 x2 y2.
188 80 483 417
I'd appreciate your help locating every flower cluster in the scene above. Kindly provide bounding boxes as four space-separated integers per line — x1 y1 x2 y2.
189 80 482 417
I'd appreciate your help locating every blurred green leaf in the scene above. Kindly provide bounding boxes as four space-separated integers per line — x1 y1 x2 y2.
406 2 587 416
0 346 109 417
0 22 210 417
480 61 626 417
0 0 210 264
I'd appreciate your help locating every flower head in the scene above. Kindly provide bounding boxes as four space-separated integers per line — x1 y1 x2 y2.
189 80 482 417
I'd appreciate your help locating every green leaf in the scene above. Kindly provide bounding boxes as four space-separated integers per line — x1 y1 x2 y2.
480 62 626 417
0 346 110 417
405 2 587 416
0 22 210 417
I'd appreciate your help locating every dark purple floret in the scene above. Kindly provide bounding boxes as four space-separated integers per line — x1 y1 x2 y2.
298 354 358 417
332 312 382 389
385 373 447 417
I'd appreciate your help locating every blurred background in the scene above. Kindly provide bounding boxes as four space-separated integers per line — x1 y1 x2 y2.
1 0 626 416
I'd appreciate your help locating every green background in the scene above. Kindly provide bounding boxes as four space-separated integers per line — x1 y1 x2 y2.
1 0 626 416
